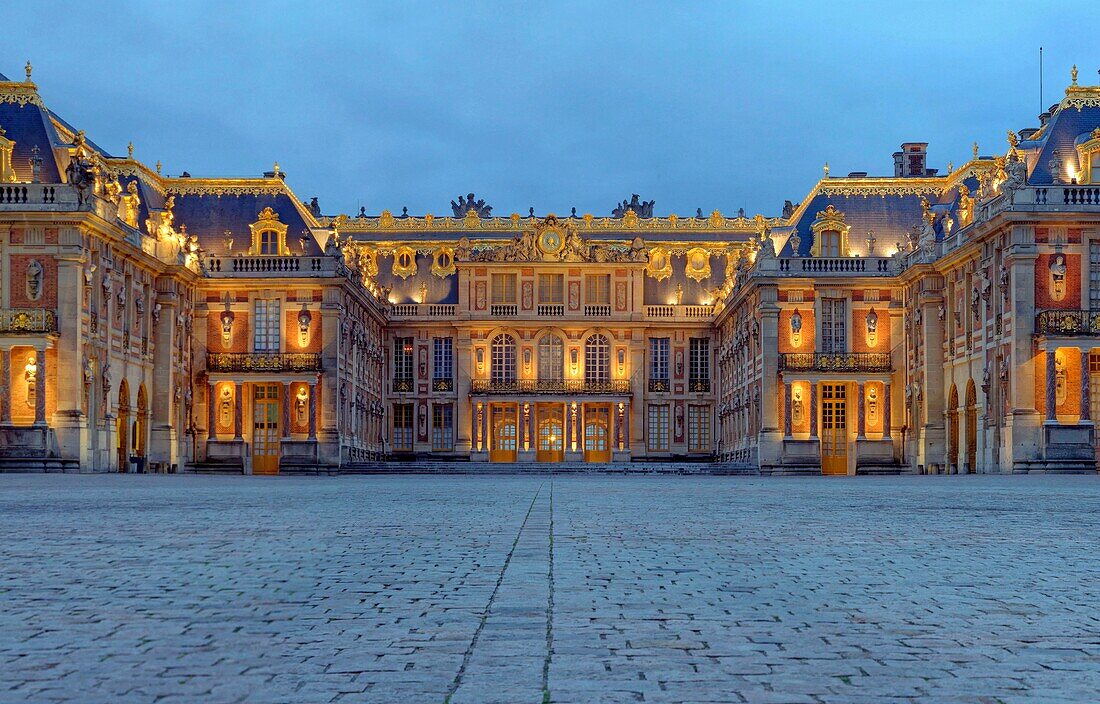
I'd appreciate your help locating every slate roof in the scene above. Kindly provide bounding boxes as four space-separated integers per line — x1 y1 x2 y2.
172 191 323 255
780 190 927 256
0 101 62 183
1027 102 1100 184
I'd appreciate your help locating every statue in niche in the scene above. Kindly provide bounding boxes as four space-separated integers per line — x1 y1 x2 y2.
791 386 804 425
865 307 878 347
867 385 878 424
26 259 43 301
82 355 94 388
295 387 308 425
219 386 233 429
790 309 803 347
1049 254 1067 301
24 353 37 407
1055 354 1067 406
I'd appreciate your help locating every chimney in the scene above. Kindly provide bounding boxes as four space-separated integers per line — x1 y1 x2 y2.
894 142 929 177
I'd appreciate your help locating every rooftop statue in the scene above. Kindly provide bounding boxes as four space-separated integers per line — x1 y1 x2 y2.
450 193 492 218
612 194 655 218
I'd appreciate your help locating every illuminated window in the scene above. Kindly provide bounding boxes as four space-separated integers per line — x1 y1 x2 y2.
432 404 453 452
433 337 453 382
650 338 670 382
491 334 516 383
819 231 841 257
253 299 281 352
538 274 564 304
688 405 711 452
689 338 710 387
393 337 414 385
491 274 517 304
585 274 610 305
538 334 564 381
392 403 413 451
258 230 281 255
647 404 670 451
585 334 609 383
820 298 847 353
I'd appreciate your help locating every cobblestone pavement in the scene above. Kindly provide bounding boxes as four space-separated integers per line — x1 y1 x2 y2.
2 474 1099 703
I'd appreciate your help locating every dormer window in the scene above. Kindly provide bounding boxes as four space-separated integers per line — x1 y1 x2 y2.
248 207 289 256
258 230 280 255
809 205 850 257
1077 127 1100 184
819 231 841 257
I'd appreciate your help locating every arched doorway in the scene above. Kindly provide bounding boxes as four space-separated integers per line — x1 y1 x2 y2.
964 380 977 474
947 384 959 474
117 380 131 472
135 384 148 472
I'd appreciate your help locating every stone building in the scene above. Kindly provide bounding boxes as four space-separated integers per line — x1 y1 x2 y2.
1 64 1099 474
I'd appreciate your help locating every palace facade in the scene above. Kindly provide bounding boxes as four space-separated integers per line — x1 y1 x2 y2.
2 64 1099 475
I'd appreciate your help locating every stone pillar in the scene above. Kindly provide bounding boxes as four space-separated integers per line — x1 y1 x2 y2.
473 401 481 452
233 382 243 440
148 284 178 466
53 252 89 466
856 382 866 439
455 336 473 453
758 294 782 468
308 379 318 439
564 403 573 454
809 383 818 438
1081 349 1091 422
782 382 792 438
1045 348 1056 422
34 346 46 425
0 347 10 424
207 382 217 439
883 382 892 439
282 382 291 439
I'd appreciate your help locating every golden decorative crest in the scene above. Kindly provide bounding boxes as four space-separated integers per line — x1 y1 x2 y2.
685 247 712 282
622 210 639 228
431 245 456 278
646 246 673 281
708 210 723 228
392 245 417 279
463 209 480 229
379 209 395 228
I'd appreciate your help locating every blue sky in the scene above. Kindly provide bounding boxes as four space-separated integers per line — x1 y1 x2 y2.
3 1 1097 217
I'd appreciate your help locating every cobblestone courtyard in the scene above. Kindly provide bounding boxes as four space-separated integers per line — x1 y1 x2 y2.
2 474 1099 703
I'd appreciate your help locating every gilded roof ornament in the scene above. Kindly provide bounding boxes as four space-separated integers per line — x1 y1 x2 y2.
24 60 32 83
972 142 979 160
1071 64 1078 86
127 141 134 159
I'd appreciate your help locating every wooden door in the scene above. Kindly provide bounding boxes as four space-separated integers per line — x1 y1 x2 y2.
252 384 281 475
536 403 564 462
584 404 611 463
821 384 847 475
489 403 517 463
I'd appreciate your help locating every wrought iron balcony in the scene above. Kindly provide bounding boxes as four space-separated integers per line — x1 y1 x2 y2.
649 378 670 392
0 308 57 334
471 379 630 395
207 352 322 373
1036 310 1100 336
392 377 414 393
688 378 711 393
432 378 454 392
778 352 892 373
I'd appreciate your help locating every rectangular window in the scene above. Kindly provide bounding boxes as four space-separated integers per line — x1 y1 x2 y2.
393 337 414 390
647 404 670 451
585 274 610 305
1089 241 1100 312
820 298 847 353
253 298 281 352
538 274 564 304
650 337 670 390
392 403 414 451
689 338 710 391
433 337 453 381
259 231 280 255
688 405 711 452
432 403 453 452
491 273 517 304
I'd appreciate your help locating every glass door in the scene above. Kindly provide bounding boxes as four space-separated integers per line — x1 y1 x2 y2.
536 403 564 462
820 383 847 475
489 403 517 463
252 384 281 474
584 403 611 463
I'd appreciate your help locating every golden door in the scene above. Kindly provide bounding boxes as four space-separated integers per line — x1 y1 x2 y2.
252 384 281 475
489 403 518 463
536 404 564 463
821 384 847 475
584 404 612 463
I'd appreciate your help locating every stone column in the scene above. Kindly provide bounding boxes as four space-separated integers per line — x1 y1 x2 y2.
455 336 473 453
883 382 892 439
809 383 818 438
53 252 88 465
282 382 291 439
148 284 178 466
1045 348 1056 422
34 346 47 426
757 292 782 469
621 404 629 450
233 382 243 440
564 403 573 453
1081 349 1091 422
0 347 10 424
308 379 318 439
473 402 481 452
207 382 217 439
783 382 792 438
856 382 866 439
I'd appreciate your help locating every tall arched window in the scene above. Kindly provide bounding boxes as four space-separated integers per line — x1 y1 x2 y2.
491 334 516 383
538 334 564 381
585 334 609 384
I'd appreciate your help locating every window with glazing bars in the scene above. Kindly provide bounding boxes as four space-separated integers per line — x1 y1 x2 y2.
689 338 710 384
432 404 453 451
650 338 670 381
1090 241 1100 311
538 274 563 303
538 334 564 381
585 334 609 383
392 403 413 451
688 405 711 452
393 337 414 381
491 273 517 304
433 337 453 381
820 298 847 353
253 298 281 352
647 404 670 451
491 334 516 383
585 274 610 304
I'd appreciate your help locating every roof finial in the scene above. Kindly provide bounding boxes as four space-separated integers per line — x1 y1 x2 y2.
273 161 280 175
823 161 830 177
972 142 979 160
25 60 32 82
1071 64 1078 86
155 160 162 176
127 141 134 159
947 160 954 173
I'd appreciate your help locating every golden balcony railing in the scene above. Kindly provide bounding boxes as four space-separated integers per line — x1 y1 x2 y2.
0 308 57 333
471 379 630 395
1036 310 1100 336
779 352 892 373
207 352 322 373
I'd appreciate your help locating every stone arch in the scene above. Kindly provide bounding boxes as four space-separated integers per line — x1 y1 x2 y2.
947 384 960 473
117 379 131 472
964 379 977 473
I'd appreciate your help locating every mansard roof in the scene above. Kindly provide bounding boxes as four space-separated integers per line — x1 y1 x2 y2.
1025 87 1100 184
170 183 323 255
0 87 64 183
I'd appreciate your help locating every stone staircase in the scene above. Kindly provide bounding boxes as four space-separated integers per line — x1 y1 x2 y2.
1012 458 1098 474
0 457 80 473
333 460 759 476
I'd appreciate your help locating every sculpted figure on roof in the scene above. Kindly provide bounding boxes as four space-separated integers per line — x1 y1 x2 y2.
612 194 655 218
451 193 492 218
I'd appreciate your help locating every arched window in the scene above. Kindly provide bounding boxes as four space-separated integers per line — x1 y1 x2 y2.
538 334 564 381
585 334 609 384
491 334 516 383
